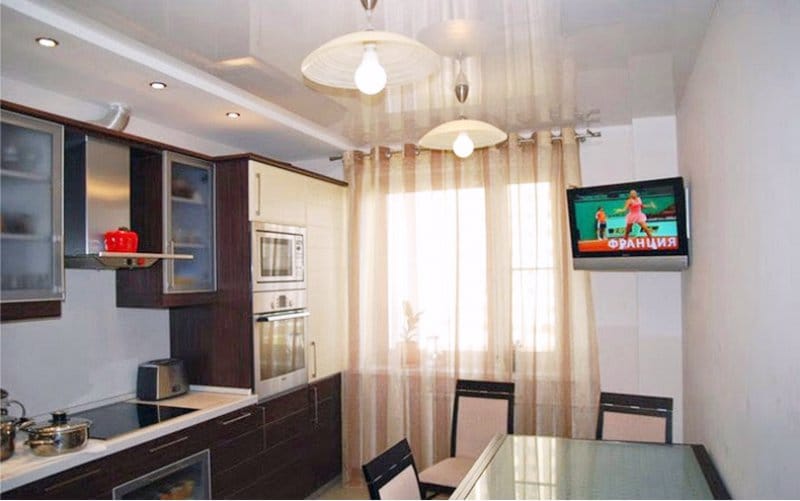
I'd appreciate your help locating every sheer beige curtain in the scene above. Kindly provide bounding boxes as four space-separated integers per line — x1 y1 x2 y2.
342 130 599 482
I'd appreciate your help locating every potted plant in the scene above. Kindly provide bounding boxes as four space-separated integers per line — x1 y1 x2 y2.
400 300 423 367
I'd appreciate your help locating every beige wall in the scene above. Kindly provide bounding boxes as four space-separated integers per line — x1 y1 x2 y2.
677 2 800 497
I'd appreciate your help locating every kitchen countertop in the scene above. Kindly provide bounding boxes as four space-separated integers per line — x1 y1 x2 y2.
0 389 257 493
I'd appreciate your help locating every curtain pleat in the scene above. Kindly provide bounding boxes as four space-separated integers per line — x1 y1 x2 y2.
342 130 599 483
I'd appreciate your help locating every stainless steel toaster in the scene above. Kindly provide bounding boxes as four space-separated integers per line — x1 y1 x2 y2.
136 358 189 401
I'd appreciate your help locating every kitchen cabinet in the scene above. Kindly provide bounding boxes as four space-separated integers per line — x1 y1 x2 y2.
220 374 343 500
0 110 64 321
246 159 348 383
3 378 341 500
3 418 213 500
116 148 217 308
163 151 216 294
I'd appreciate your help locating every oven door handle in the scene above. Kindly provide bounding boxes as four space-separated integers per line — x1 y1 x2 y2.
256 311 310 322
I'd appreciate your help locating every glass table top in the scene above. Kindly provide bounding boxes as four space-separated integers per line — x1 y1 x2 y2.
456 435 715 500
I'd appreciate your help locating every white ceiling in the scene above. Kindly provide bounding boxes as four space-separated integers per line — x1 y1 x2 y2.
0 0 715 162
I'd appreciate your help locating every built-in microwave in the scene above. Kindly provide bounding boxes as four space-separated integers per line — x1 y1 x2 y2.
251 222 305 292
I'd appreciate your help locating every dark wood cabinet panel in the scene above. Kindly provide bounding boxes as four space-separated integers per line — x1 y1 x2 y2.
0 300 60 321
170 158 252 388
3 456 115 499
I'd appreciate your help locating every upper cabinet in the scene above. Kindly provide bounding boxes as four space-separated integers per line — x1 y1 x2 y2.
116 149 217 308
248 161 308 225
164 152 216 294
0 110 64 321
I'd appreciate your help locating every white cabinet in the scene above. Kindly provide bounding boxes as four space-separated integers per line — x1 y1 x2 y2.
247 160 347 382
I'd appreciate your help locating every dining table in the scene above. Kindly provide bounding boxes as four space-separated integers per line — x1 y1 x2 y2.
450 434 730 500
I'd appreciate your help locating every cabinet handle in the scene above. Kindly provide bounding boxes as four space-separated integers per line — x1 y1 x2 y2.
148 435 189 453
219 412 253 426
311 386 319 425
255 172 262 216
44 468 102 492
311 341 317 379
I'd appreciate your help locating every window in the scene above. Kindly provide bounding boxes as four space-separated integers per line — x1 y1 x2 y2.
385 181 556 362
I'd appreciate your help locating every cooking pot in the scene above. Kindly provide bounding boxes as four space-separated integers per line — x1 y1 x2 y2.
1 420 16 461
1 388 27 461
22 411 91 456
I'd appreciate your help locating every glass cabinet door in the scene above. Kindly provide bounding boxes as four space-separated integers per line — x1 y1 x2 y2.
0 110 64 303
163 152 216 294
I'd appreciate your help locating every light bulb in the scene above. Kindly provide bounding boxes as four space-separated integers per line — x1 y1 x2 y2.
354 44 387 95
453 131 474 158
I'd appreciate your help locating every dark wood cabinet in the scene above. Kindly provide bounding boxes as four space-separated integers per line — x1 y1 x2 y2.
215 374 343 500
4 456 116 499
115 148 217 309
169 157 252 388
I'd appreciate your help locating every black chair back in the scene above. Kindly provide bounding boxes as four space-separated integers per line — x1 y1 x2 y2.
451 379 515 457
596 391 673 444
362 438 423 500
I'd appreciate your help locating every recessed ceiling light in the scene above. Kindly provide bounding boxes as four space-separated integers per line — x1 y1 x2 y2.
36 37 59 48
149 81 167 90
226 112 241 119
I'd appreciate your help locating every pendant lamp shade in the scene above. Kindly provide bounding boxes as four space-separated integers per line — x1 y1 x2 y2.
419 118 507 151
301 30 440 92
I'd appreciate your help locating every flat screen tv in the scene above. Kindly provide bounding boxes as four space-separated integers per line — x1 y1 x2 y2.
566 176 689 271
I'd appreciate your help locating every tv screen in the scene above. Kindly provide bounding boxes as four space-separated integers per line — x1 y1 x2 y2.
566 177 689 271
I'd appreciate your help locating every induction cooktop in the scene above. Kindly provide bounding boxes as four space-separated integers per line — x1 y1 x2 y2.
71 401 196 440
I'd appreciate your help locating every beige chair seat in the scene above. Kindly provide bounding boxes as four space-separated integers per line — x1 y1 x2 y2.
418 456 475 489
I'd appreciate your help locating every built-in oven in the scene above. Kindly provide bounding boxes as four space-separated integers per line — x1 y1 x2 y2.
112 449 210 499
251 222 305 292
253 289 308 399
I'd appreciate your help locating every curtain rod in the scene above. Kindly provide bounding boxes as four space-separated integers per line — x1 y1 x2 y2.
328 129 601 161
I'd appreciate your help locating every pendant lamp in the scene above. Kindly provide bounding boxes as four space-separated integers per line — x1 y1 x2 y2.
301 0 440 95
419 59 506 158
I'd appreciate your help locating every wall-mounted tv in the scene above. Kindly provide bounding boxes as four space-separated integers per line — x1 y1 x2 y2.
566 176 689 271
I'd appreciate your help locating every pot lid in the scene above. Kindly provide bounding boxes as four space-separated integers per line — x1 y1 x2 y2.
23 411 91 434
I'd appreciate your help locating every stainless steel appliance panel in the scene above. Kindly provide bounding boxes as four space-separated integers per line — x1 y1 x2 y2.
252 290 309 399
251 222 305 292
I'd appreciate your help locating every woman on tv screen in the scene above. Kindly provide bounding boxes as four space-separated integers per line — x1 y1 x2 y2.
615 190 657 238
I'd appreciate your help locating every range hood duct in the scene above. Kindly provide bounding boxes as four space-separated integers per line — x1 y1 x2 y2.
64 133 191 270
93 103 130 132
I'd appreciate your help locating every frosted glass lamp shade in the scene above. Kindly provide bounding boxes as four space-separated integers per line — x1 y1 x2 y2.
419 119 507 152
302 30 440 91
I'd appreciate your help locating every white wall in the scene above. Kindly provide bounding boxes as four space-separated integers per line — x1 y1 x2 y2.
0 271 170 417
580 117 684 441
293 156 344 181
676 2 800 498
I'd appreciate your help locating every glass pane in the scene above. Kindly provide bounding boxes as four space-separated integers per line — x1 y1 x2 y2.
259 317 306 380
116 451 210 499
463 436 715 500
1 120 56 301
169 161 214 292
261 236 292 277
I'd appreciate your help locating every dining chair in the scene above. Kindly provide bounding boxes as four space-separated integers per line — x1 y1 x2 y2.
418 379 515 497
596 391 673 444
362 438 424 500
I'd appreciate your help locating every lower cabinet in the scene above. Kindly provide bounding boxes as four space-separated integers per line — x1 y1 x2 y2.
4 374 342 500
215 374 343 500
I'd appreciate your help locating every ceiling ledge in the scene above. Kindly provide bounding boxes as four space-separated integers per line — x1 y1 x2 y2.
4 0 357 152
